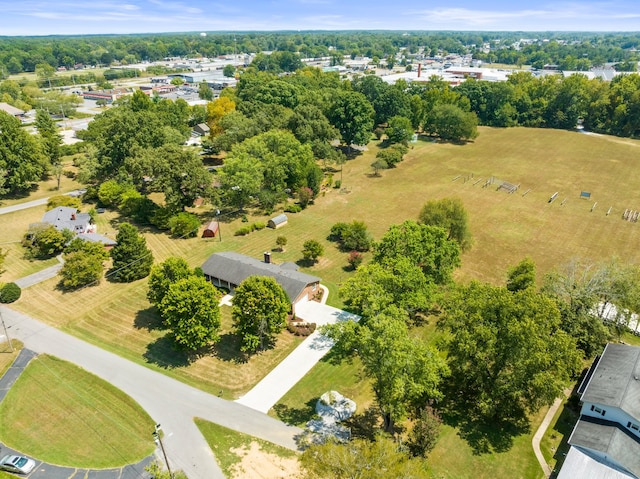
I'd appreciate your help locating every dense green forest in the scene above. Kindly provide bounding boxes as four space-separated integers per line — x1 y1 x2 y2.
1 31 639 76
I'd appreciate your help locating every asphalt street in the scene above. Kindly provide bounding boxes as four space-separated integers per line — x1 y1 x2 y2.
2 306 302 479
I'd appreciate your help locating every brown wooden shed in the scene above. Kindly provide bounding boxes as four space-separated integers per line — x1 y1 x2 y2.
202 221 219 238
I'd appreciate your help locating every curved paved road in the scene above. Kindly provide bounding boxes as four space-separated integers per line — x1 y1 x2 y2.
2 306 302 479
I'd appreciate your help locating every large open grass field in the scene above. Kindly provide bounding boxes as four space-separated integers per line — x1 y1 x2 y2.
10 126 640 395
6 126 640 477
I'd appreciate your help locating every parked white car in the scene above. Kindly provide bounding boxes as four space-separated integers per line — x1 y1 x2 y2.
0 454 36 474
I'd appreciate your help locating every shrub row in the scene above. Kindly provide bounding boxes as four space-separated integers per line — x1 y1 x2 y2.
234 221 266 236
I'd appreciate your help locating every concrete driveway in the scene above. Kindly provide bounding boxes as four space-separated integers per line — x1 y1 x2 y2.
235 301 359 413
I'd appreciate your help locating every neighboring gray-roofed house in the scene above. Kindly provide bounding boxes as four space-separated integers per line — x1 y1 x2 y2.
558 446 635 479
558 344 640 479
201 251 320 312
193 123 210 136
76 233 117 248
0 102 25 118
268 214 288 229
42 207 91 234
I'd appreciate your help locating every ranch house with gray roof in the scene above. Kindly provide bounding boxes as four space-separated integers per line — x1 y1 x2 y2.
201 251 321 313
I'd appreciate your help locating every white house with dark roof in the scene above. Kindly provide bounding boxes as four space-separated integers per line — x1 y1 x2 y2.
201 251 320 313
38 207 115 247
558 343 640 479
42 207 92 234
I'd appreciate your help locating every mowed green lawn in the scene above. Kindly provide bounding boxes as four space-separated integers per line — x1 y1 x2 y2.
10 126 640 400
5 126 640 478
0 354 154 468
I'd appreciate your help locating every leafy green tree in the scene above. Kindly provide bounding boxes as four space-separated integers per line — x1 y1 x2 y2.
223 64 236 78
159 275 222 350
198 81 214 101
35 109 62 166
287 104 338 146
0 283 21 303
328 90 374 153
46 195 81 211
232 276 290 353
109 223 154 282
506 257 537 292
301 435 429 479
329 220 373 252
418 197 472 252
59 244 107 291
385 115 413 145
408 405 442 458
78 107 186 181
542 259 614 356
147 257 194 305
127 144 212 212
371 158 388 176
168 212 201 238
24 225 67 258
145 461 188 479
275 235 288 252
341 221 373 252
324 306 448 432
440 282 581 421
375 144 407 168
302 239 324 263
0 111 47 195
97 180 136 208
374 221 461 285
340 256 435 319
425 103 478 142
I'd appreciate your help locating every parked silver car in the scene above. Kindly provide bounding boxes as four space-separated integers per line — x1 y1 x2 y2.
0 454 36 474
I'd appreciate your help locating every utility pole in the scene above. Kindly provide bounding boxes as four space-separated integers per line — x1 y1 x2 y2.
0 307 14 352
153 424 173 479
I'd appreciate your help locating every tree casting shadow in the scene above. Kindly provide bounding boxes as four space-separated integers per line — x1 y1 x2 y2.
440 398 531 455
133 306 164 331
144 336 192 368
273 398 317 426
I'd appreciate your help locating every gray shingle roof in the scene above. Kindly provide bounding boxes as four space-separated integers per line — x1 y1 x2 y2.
0 102 24 116
76 233 117 246
201 251 320 303
42 207 90 233
569 416 640 478
581 343 640 420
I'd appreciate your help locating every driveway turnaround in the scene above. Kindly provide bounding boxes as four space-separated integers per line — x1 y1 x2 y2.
0 349 153 479
235 301 360 413
2 306 303 479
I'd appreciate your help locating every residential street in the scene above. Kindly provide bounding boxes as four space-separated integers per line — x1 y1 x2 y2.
2 306 302 479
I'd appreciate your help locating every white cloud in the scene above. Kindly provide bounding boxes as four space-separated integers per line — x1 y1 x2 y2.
405 3 640 29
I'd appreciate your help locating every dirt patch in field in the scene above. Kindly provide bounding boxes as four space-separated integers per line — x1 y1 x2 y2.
229 442 301 479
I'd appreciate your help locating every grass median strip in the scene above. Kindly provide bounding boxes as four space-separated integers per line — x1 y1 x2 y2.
0 354 154 468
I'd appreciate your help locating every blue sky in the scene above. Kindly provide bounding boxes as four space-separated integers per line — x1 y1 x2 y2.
1 0 639 36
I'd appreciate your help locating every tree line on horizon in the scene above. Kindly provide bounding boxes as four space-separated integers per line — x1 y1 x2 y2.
0 31 638 77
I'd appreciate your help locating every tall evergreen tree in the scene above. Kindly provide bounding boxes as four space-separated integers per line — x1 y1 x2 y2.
109 223 154 282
